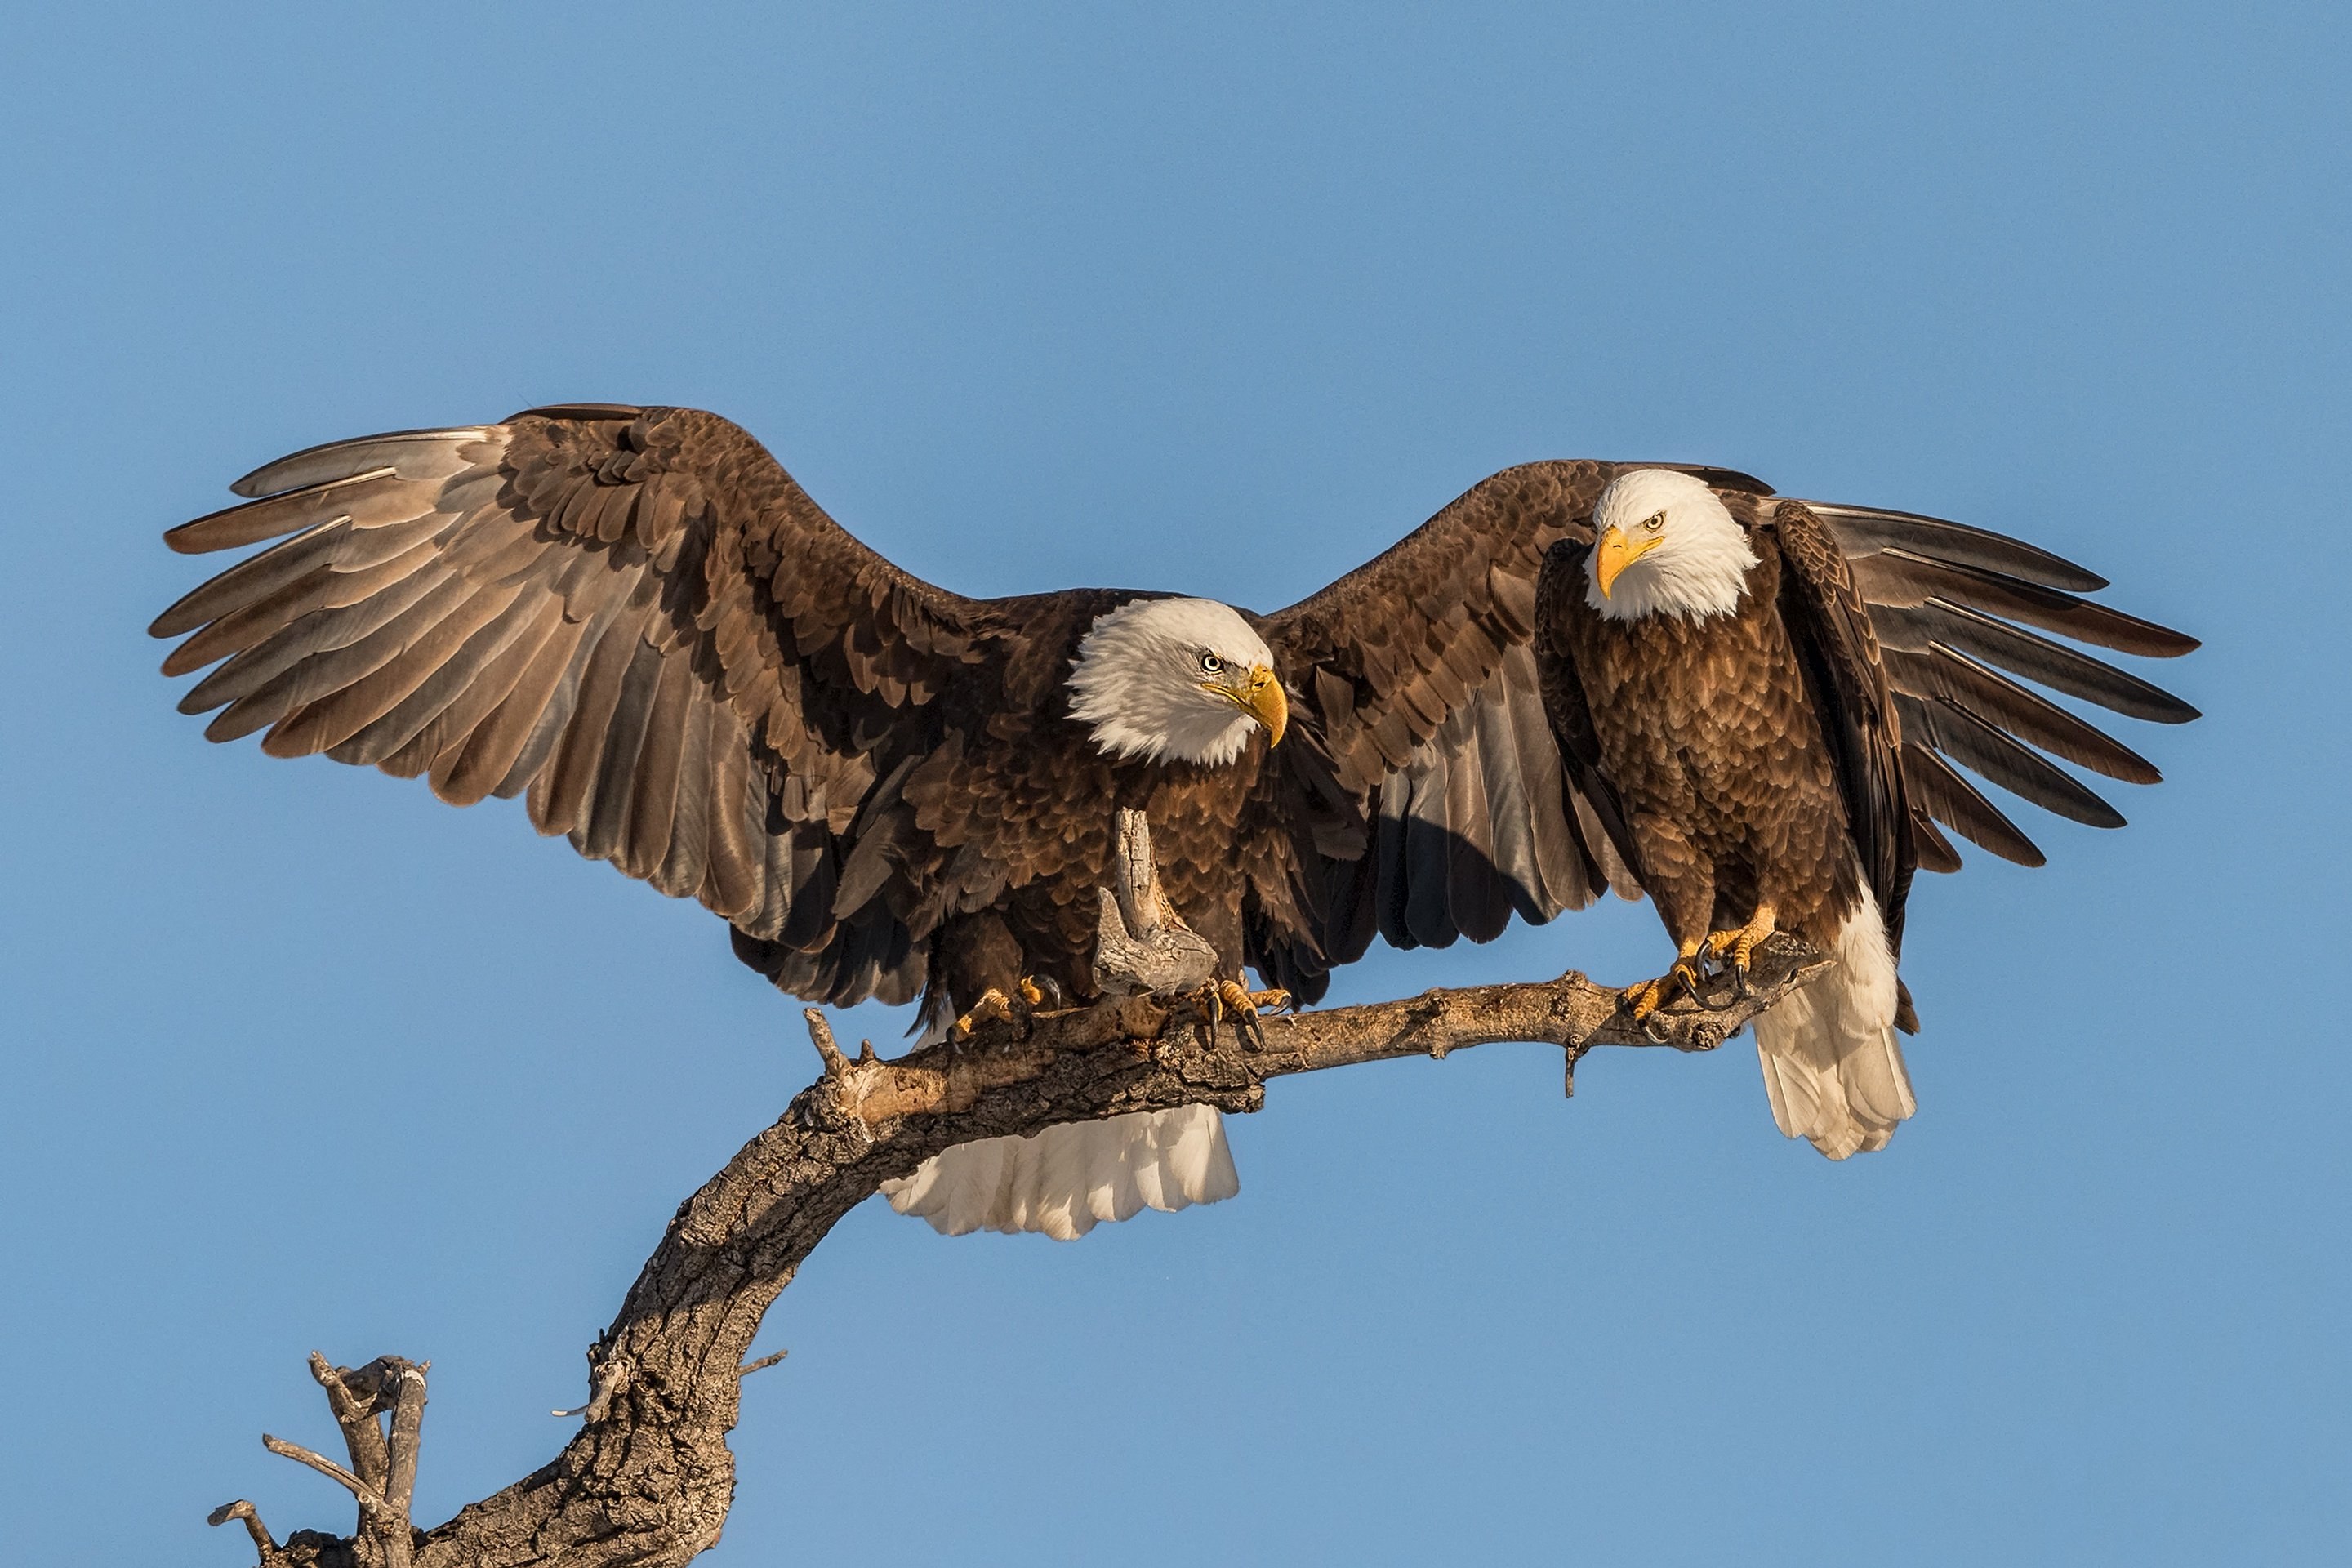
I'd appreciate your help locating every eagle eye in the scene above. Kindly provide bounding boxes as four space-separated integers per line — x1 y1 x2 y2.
1642 512 1666 533
1199 653 1224 675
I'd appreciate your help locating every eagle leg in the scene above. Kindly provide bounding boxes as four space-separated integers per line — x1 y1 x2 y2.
1704 904 1780 997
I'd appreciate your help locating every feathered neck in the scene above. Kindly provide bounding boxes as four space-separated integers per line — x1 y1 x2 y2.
1584 470 1758 624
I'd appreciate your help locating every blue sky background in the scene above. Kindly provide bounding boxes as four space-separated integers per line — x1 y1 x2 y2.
2 3 2344 1563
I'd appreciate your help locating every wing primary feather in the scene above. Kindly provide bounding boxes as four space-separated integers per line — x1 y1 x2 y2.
1850 550 2198 659
264 577 528 758
1869 599 2200 724
200 568 470 742
153 510 449 638
1901 742 2046 866
1807 501 2109 591
229 428 498 500
1894 692 2126 829
165 468 402 554
1911 811 1964 874
178 547 452 715
1885 644 2163 784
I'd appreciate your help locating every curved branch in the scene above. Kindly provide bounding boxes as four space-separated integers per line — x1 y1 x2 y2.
205 935 1815 1568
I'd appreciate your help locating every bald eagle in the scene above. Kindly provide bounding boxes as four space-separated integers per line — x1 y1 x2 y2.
1534 469 2195 1159
151 407 2191 1232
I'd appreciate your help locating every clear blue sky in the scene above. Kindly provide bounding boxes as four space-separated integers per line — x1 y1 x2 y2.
2 4 2343 1563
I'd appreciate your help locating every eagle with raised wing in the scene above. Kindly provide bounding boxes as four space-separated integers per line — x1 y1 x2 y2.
1532 469 2196 1160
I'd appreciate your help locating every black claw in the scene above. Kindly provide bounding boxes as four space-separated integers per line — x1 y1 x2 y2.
1730 957 1752 999
1642 1010 1675 1044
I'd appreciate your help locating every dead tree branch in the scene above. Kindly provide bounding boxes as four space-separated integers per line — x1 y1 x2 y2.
212 815 1828 1567
217 1357 430 1567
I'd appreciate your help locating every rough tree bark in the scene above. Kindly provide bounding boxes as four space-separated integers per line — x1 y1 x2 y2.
211 817 1827 1568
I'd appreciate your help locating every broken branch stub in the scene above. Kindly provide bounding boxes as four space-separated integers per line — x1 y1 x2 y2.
1092 807 1218 997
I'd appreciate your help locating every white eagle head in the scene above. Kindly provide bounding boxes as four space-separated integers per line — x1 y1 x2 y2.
1067 596 1288 765
1584 468 1759 623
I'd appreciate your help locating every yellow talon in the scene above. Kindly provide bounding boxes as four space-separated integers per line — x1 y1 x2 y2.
951 987 1016 1040
1214 984 1288 1016
1704 904 1778 982
1017 976 1045 1006
1623 942 1708 1022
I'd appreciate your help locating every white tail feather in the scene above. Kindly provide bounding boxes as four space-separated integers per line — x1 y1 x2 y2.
1753 897 1918 1160
880 1105 1240 1241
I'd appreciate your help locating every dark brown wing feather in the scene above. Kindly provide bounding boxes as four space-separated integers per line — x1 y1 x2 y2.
153 405 991 1008
1254 462 1640 983
1530 540 1646 882
1763 500 1917 948
1806 493 2198 869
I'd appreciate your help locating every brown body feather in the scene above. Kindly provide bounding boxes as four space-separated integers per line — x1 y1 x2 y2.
1538 528 1875 964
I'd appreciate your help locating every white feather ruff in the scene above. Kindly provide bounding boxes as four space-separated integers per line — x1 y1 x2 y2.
1066 597 1275 764
879 1105 1240 1241
1753 893 1918 1160
1584 469 1757 624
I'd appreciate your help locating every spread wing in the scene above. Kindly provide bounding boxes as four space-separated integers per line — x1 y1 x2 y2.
151 404 992 1008
1797 497 2200 874
1254 463 1656 994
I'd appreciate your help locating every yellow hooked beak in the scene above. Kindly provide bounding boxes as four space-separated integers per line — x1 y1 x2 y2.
1211 664 1289 746
1593 523 1664 598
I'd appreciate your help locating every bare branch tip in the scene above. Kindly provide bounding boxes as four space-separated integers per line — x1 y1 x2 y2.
207 1499 277 1556
737 1350 788 1377
262 1432 390 1517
